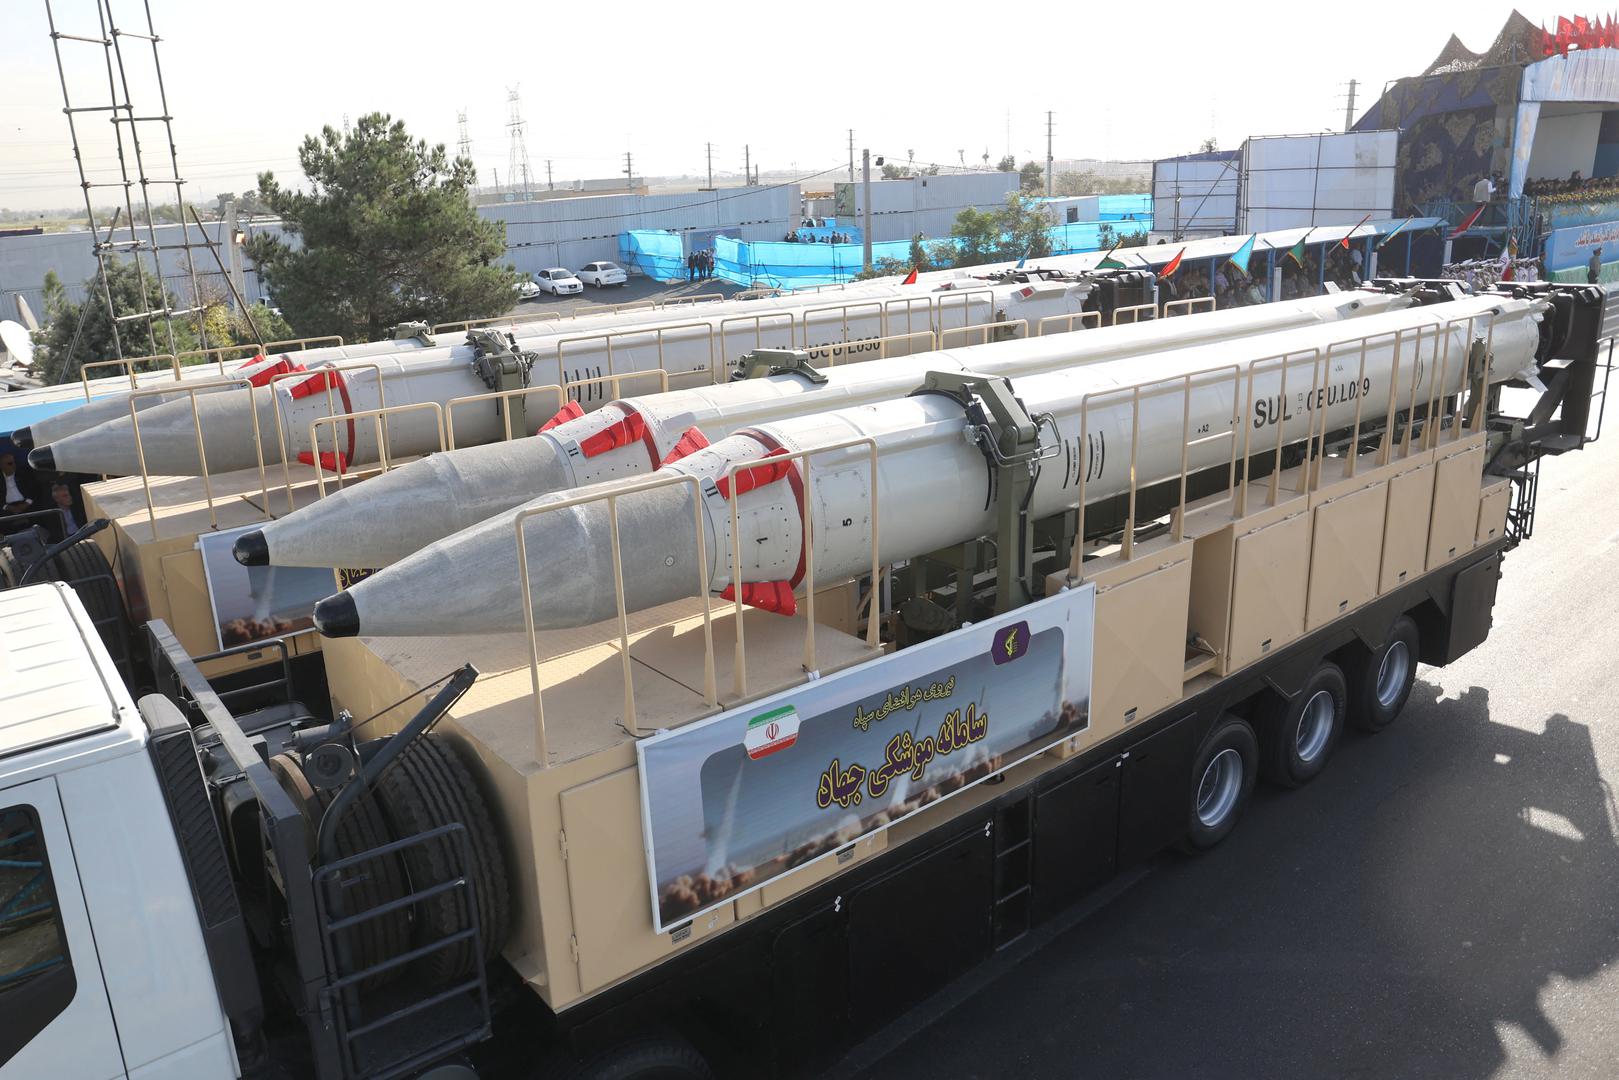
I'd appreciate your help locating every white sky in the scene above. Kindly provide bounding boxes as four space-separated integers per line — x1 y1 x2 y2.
0 1 1580 213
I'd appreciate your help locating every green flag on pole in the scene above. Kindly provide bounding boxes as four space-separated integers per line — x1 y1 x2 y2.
1287 227 1315 267
1096 239 1125 269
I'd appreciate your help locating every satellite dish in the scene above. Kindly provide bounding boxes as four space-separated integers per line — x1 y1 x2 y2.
0 321 33 366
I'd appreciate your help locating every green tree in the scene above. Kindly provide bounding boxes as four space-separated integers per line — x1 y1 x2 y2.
996 155 1017 172
935 193 1056 270
908 233 931 272
33 259 287 385
246 112 514 343
1198 136 1219 153
1018 161 1044 193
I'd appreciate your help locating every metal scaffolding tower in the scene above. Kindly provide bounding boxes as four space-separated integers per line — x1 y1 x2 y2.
506 87 533 202
45 0 214 365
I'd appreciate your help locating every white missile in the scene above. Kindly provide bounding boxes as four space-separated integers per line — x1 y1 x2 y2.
30 277 1090 477
315 293 1542 639
240 289 1408 570
17 275 974 451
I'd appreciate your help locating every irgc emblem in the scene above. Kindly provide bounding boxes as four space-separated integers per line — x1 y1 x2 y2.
991 621 1030 666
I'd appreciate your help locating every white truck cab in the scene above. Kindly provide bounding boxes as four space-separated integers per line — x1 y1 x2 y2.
0 584 236 1079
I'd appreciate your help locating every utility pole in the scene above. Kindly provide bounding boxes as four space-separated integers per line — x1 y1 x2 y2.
546 160 554 191
1045 110 1054 197
1343 79 1358 132
706 142 713 189
623 150 634 189
506 87 533 202
456 109 472 159
744 145 751 187
862 149 873 273
848 129 855 181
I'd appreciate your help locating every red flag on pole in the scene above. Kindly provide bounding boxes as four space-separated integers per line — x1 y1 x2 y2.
1450 203 1486 237
1159 247 1185 278
1340 213 1373 248
1558 15 1573 53
901 267 918 285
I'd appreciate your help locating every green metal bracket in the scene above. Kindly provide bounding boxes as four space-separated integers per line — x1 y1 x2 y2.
918 370 1058 613
388 320 434 347
732 347 829 384
467 329 538 437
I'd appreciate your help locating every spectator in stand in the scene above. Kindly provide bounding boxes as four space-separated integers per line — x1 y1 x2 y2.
1589 247 1603 285
686 252 697 283
1473 174 1495 205
1 452 40 533
50 483 80 536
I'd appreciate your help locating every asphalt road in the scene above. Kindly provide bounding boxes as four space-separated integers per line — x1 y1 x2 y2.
505 274 742 321
839 420 1619 1080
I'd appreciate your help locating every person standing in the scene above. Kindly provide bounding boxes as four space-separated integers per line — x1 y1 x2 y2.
1589 247 1603 285
687 252 697 283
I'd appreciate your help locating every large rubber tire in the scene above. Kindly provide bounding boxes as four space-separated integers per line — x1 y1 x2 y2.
372 734 512 987
552 1035 715 1080
1181 717 1258 852
48 540 129 659
1345 616 1420 732
268 755 412 985
1259 662 1347 788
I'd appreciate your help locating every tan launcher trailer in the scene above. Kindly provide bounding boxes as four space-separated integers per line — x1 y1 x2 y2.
1 279 1609 1080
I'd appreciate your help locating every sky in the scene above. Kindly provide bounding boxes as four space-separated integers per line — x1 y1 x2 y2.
0 0 1583 213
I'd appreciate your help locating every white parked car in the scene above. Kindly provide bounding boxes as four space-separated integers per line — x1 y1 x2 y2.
577 260 629 288
513 278 541 300
535 267 583 295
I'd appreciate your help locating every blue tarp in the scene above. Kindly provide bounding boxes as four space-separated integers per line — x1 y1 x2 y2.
1098 193 1153 221
620 198 1158 287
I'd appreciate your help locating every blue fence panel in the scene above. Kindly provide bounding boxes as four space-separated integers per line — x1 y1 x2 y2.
619 230 688 282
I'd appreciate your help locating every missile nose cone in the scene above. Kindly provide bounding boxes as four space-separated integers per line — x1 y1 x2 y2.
12 427 32 450
27 446 54 471
233 529 270 566
314 591 361 638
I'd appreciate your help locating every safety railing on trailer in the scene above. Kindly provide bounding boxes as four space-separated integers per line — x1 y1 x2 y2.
444 368 671 450
309 401 446 497
124 376 269 537
1162 296 1216 318
78 335 346 399
927 287 999 340
511 436 882 761
265 362 389 512
1111 302 1157 326
432 310 563 335
1035 310 1102 337
551 321 718 394
1068 363 1244 582
799 299 888 353
939 318 1029 348
719 311 798 357
805 329 938 366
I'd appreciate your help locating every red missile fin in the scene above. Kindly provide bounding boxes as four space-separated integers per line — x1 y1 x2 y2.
287 366 351 401
660 425 710 465
715 448 792 500
720 581 797 616
577 411 647 458
538 400 585 432
297 449 350 474
244 355 306 387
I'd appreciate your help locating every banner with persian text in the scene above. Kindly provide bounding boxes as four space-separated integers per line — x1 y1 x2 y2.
636 584 1096 932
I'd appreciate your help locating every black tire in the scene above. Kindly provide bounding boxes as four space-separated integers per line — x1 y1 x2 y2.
1345 615 1420 732
555 1035 715 1080
49 539 129 658
1181 717 1258 852
1259 662 1347 788
372 734 512 986
268 755 412 985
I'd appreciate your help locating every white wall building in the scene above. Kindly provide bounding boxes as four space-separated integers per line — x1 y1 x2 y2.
832 172 1019 243
1238 130 1398 233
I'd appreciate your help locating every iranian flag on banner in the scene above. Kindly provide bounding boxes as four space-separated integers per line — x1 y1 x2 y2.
744 704 801 760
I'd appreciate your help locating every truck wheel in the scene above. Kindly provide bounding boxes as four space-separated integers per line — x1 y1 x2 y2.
1182 717 1258 852
552 1035 715 1080
269 754 411 985
1345 616 1419 732
373 734 512 986
1259 662 1347 788
49 540 129 660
